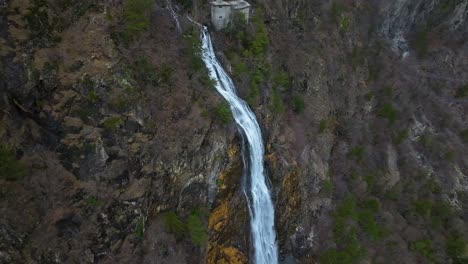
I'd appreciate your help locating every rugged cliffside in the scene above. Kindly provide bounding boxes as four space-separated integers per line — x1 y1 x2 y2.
1 0 467 263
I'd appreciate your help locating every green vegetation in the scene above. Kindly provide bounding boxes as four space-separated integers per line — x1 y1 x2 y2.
133 58 159 86
249 11 269 57
0 145 27 181
383 85 393 98
213 103 232 124
364 91 375 101
322 196 366 264
132 58 173 86
102 116 124 131
447 233 468 264
163 210 207 246
321 194 387 263
413 199 433 217
412 199 453 229
187 211 208 246
226 12 247 38
460 129 468 144
413 28 429 58
350 46 366 70
320 228 366 264
199 75 217 89
394 128 409 144
319 119 328 133
321 179 334 196
111 0 154 45
247 68 263 105
123 0 153 37
443 150 455 162
319 118 336 133
272 71 291 89
347 146 365 163
292 95 305 114
184 29 204 73
176 0 193 10
270 87 285 114
23 0 60 43
336 195 358 220
87 89 99 103
232 60 248 77
163 211 186 239
84 196 100 207
135 218 144 239
455 84 468 98
378 103 398 126
411 239 435 262
330 2 350 31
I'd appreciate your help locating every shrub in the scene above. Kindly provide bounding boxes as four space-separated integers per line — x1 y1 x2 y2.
411 240 435 261
232 60 248 77
443 150 455 162
270 87 284 114
159 64 173 84
102 116 124 131
413 28 429 58
272 71 291 89
176 0 192 10
163 211 185 239
187 212 208 246
0 145 27 181
319 119 328 133
321 179 334 195
123 0 153 37
455 84 468 98
87 90 99 103
249 11 269 57
133 58 159 86
350 46 366 70
335 195 358 220
347 146 365 162
199 75 217 89
394 128 409 144
330 2 350 31
460 129 468 144
84 196 100 207
378 103 398 126
413 199 433 217
135 218 144 239
321 228 366 264
23 0 60 43
184 29 204 72
213 103 232 124
292 95 305 114
447 233 468 263
358 206 385 241
430 200 452 228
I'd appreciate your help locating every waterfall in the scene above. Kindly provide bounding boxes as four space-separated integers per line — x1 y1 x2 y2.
200 27 278 264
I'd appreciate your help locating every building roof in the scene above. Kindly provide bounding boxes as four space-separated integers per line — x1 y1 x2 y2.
210 0 250 8
230 0 250 9
210 0 230 6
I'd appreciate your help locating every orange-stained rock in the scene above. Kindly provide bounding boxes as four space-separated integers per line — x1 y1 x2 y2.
207 244 248 264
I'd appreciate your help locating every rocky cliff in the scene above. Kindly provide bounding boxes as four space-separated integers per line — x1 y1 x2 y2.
1 0 467 263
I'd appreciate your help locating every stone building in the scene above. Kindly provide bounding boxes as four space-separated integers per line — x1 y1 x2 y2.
210 0 250 31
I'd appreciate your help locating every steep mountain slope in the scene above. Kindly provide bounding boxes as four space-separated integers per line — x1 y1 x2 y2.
0 0 467 263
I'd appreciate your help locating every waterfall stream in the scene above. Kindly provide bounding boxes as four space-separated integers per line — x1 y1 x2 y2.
200 27 278 264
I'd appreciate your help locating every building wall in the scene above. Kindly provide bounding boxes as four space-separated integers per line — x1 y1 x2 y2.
211 5 232 31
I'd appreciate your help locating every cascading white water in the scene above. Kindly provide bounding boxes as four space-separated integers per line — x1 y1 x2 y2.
200 27 278 264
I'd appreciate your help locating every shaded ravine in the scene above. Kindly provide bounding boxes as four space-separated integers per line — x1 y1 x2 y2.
200 27 278 264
